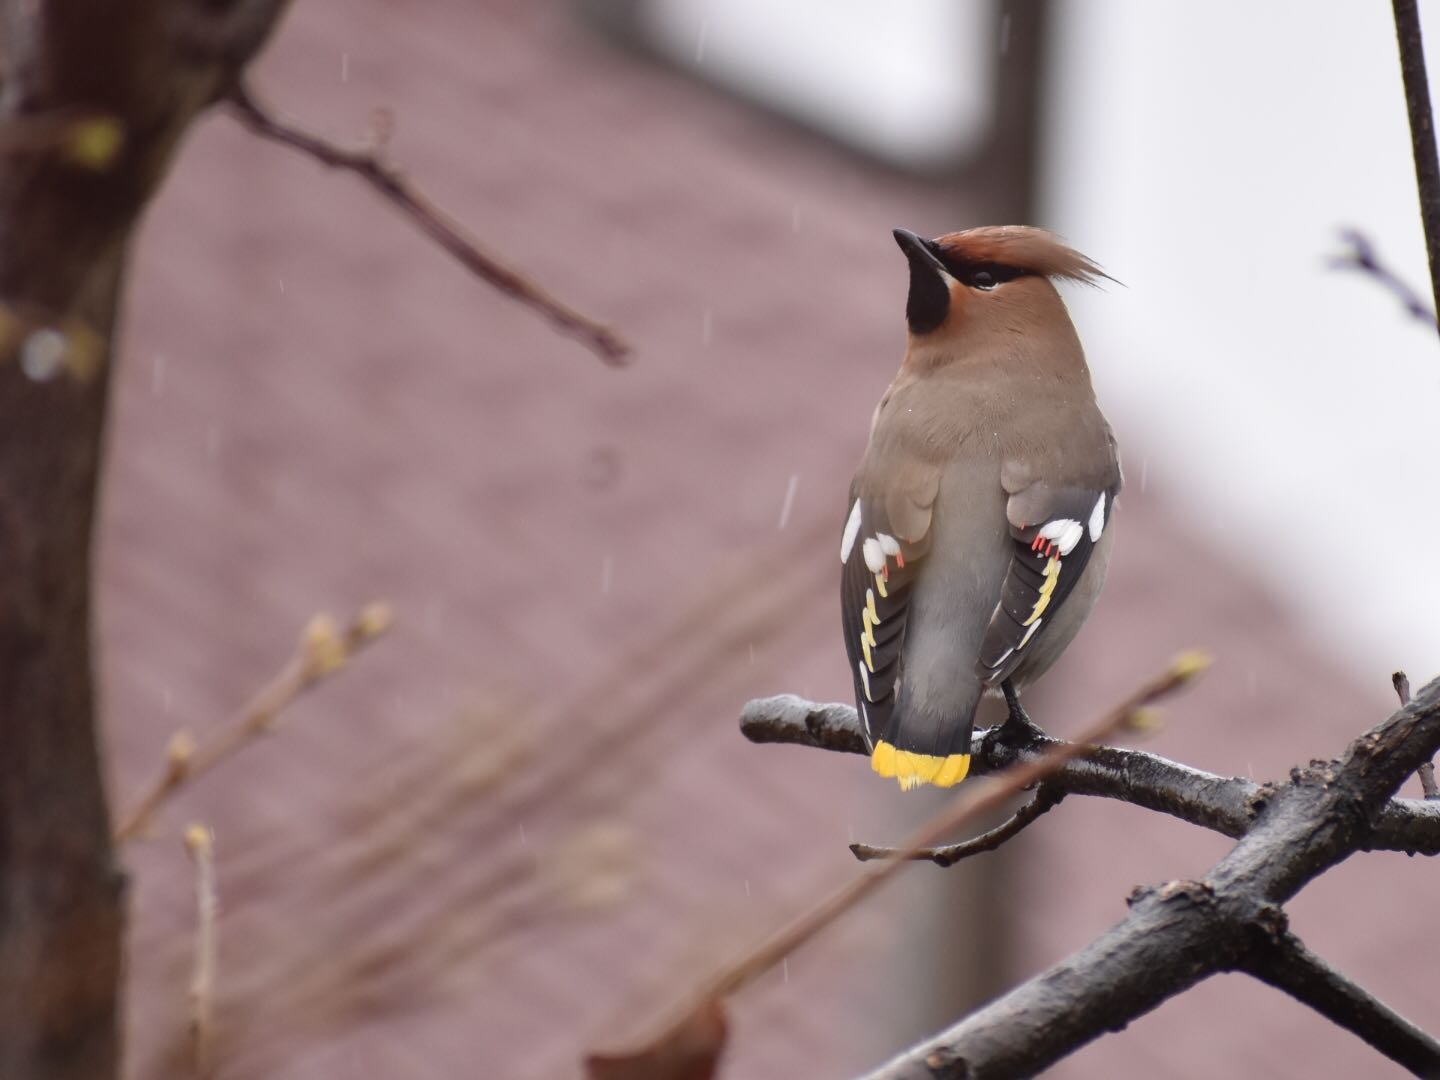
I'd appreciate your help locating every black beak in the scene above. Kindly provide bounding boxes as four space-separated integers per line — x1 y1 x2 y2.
893 228 951 335
892 228 948 274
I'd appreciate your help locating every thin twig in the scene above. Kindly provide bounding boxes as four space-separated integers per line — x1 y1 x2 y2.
1395 670 1438 798
1242 930 1440 1077
225 84 629 366
1330 229 1438 328
184 824 219 1078
1393 0 1440 334
114 603 394 841
850 783 1064 866
586 652 1209 1078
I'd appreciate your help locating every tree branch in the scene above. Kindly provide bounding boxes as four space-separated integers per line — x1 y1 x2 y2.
863 878 1263 1080
1241 930 1440 1076
225 84 630 366
1393 0 1440 332
855 675 1440 1078
849 783 1064 867
740 696 1440 855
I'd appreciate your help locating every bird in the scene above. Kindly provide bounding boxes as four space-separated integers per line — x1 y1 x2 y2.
840 225 1121 791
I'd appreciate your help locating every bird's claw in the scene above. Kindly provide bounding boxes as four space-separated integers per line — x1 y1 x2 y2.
1000 680 1046 743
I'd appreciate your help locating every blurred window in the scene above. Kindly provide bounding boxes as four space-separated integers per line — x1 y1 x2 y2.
634 0 998 171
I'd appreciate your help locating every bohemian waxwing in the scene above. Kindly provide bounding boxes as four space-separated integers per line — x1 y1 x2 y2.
840 226 1120 790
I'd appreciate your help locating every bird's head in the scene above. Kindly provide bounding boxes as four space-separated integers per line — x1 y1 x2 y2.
893 226 1111 339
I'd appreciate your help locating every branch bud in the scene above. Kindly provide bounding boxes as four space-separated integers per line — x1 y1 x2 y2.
301 613 347 676
166 730 197 778
354 601 395 641
183 823 213 857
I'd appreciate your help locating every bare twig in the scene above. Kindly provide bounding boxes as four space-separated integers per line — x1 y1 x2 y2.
225 84 629 366
850 783 1064 866
1242 930 1440 1077
740 695 1440 856
1395 670 1438 798
114 603 393 842
585 652 1209 1079
1393 0 1440 331
1330 229 1438 328
184 824 218 1078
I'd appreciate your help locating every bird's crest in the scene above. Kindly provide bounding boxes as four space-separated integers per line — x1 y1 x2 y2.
934 226 1113 287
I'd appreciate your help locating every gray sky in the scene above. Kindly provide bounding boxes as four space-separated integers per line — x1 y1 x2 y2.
1048 0 1440 681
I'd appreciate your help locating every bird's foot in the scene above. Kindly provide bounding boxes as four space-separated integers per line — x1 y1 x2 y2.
999 680 1047 744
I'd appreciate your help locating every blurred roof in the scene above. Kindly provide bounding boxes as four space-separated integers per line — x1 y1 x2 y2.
98 2 1433 1078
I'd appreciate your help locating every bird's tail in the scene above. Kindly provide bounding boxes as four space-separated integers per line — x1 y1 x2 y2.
869 684 979 791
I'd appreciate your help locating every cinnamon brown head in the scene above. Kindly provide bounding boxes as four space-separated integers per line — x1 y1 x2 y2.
893 226 1111 336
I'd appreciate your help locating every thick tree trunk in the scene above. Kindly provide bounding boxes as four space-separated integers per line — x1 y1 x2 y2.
0 268 124 1080
0 3 290 1076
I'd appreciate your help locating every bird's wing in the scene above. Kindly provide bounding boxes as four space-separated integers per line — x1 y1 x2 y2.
977 463 1120 686
839 465 940 749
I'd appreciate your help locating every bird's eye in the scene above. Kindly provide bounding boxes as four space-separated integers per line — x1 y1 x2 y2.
968 269 997 291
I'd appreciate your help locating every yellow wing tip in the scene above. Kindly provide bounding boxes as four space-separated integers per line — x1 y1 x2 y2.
871 741 971 790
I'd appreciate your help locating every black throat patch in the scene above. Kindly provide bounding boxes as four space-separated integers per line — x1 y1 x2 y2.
906 257 950 335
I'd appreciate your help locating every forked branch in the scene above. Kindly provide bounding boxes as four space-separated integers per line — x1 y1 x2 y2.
849 674 1440 1077
1330 229 1438 329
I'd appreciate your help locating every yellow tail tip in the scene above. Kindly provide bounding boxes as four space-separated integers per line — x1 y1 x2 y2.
870 741 970 790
